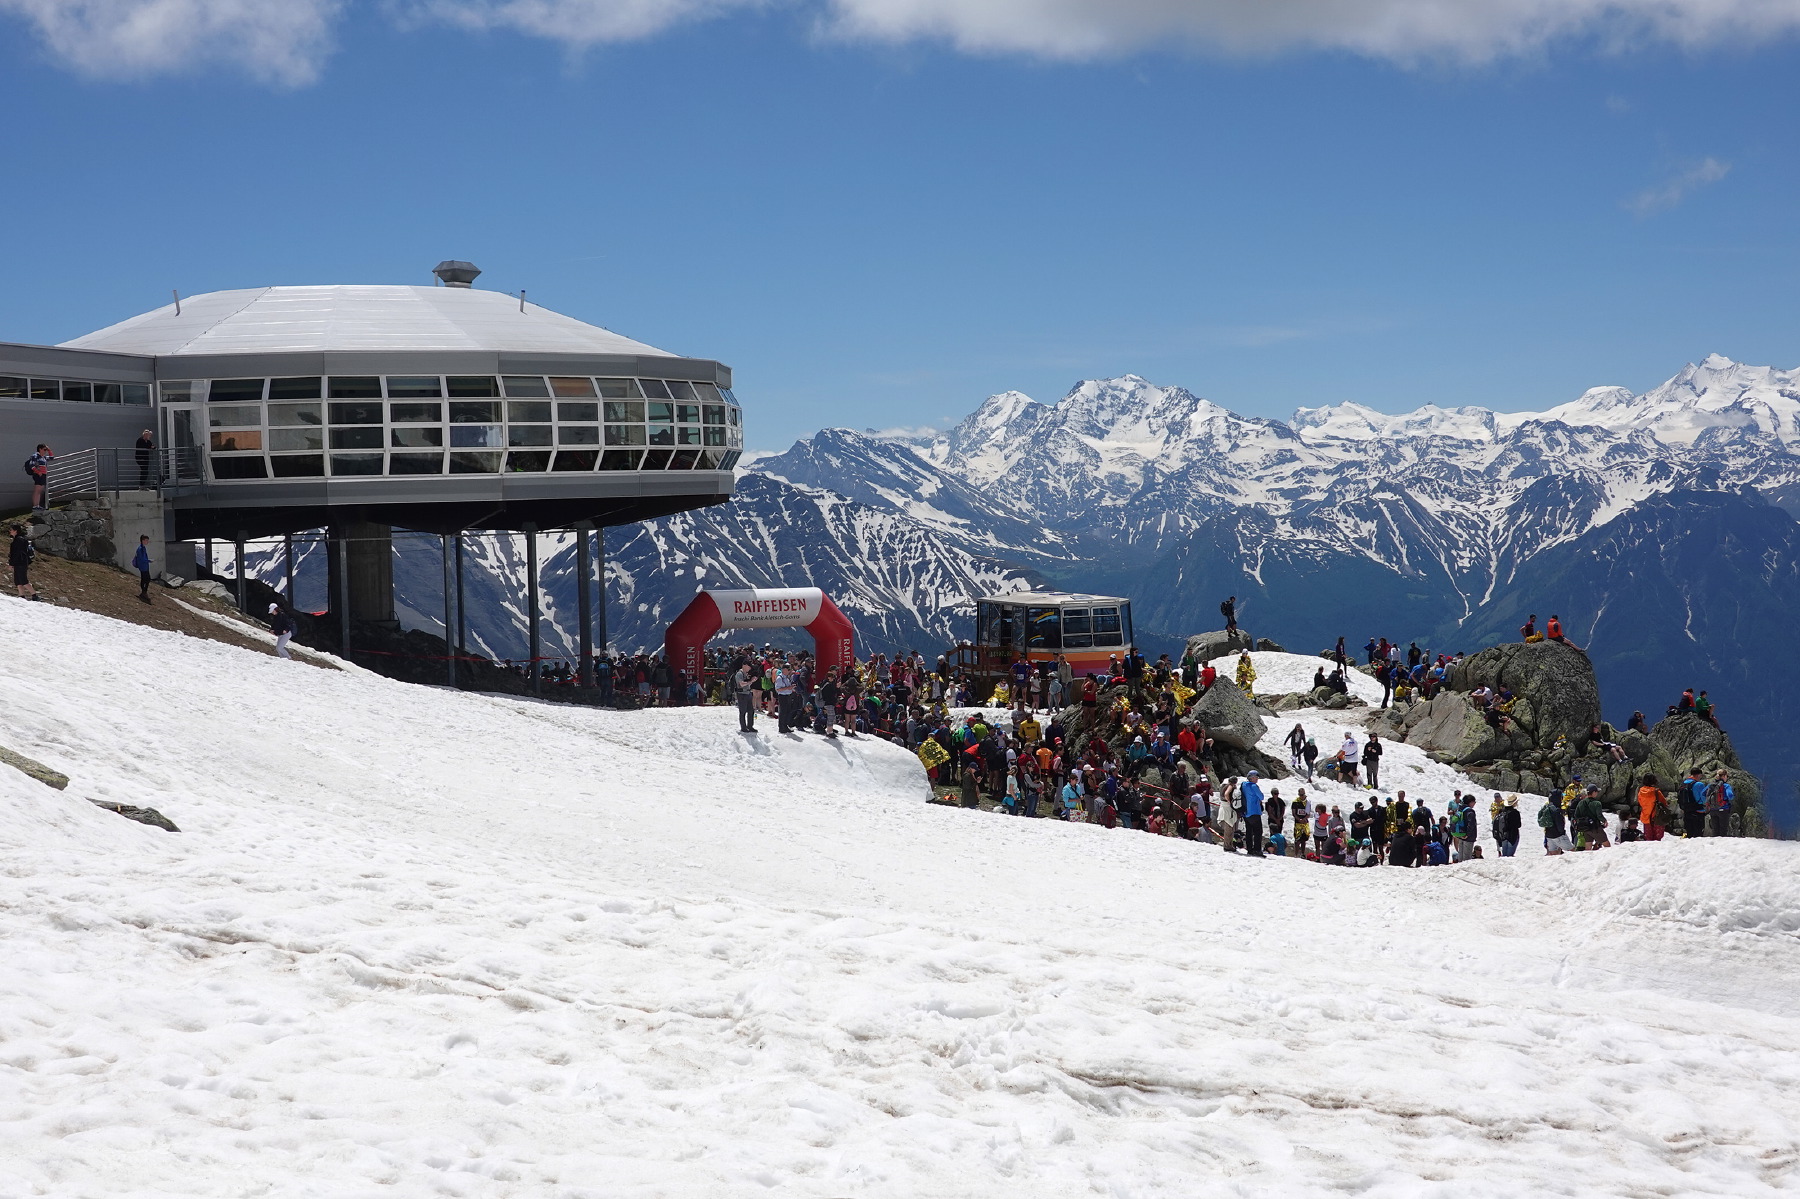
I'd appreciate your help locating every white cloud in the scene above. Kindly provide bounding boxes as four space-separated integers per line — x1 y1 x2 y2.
1626 156 1732 215
6 0 1800 83
0 0 340 85
818 0 1800 61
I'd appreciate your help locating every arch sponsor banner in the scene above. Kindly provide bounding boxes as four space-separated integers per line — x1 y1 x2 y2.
711 588 823 631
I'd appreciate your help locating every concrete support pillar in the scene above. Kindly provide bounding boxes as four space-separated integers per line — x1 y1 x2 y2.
524 523 540 693
327 519 395 626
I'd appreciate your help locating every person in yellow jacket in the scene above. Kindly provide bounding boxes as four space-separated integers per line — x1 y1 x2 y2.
1235 651 1257 695
1018 714 1042 745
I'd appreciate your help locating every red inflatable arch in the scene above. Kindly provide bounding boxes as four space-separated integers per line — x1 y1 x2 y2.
664 587 856 682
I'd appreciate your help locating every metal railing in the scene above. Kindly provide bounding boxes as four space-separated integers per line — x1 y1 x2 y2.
46 446 204 503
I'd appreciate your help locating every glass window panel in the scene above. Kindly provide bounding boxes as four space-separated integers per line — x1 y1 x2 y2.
93 383 122 404
727 407 741 426
677 426 702 445
1122 602 1134 647
61 382 92 402
704 427 726 446
159 381 196 401
390 402 443 423
558 425 600 445
728 426 743 447
211 456 268 480
703 404 725 425
507 425 552 447
550 377 596 398
123 384 151 406
599 449 643 471
328 376 381 399
209 430 263 452
449 400 501 423
720 449 741 469
667 380 698 401
449 452 502 474
270 428 324 451
502 375 550 398
696 383 723 404
1062 608 1091 635
552 449 599 471
28 380 60 400
669 449 700 469
556 402 599 422
507 401 552 423
209 378 265 402
675 404 700 424
389 452 444 475
603 400 645 422
270 454 325 478
697 449 726 469
505 450 551 472
385 376 442 398
1091 606 1123 647
268 402 322 426
450 425 502 448
447 376 499 398
1027 607 1062 650
0 377 24 398
329 453 383 476
208 405 261 426
720 388 737 403
641 449 673 469
329 401 382 425
329 427 383 450
646 424 675 446
639 379 672 400
390 427 443 448
269 377 321 400
647 401 674 423
604 425 647 446
596 378 641 399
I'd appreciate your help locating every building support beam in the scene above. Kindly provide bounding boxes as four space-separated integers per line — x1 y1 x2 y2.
524 523 541 693
442 533 456 689
576 522 593 687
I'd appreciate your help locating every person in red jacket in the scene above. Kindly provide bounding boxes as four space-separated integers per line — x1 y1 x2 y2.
1545 614 1582 650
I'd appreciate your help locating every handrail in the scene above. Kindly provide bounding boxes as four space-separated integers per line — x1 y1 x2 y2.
45 446 205 502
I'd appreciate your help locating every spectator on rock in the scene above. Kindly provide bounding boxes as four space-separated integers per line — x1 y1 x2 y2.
1696 691 1718 728
1627 710 1648 734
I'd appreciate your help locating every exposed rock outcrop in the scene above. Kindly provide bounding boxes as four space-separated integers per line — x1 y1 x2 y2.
1186 678 1267 751
1184 629 1253 664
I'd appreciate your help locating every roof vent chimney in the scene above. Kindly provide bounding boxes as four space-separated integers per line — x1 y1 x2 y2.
432 260 481 288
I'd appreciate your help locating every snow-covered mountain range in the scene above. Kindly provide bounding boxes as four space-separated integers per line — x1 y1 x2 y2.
236 353 1800 824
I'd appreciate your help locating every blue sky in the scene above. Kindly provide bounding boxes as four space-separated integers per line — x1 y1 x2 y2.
2 1 1797 449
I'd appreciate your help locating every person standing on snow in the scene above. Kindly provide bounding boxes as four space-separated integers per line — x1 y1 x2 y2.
1214 776 1241 852
1362 733 1384 790
1301 736 1318 781
734 662 758 731
267 602 295 659
1707 770 1735 837
1677 768 1707 837
9 524 40 601
1285 723 1306 770
1239 770 1267 857
1496 795 1522 856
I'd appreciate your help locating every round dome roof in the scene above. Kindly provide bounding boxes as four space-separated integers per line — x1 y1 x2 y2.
59 285 672 359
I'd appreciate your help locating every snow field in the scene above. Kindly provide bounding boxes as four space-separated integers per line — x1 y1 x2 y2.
2 605 1800 1196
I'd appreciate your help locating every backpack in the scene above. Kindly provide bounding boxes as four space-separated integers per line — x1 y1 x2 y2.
23 457 36 479
1220 600 1231 617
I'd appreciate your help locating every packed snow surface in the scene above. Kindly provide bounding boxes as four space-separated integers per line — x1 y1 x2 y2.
4 603 1800 1197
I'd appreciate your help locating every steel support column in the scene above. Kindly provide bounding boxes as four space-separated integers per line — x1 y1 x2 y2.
442 533 456 688
576 522 593 687
524 524 540 693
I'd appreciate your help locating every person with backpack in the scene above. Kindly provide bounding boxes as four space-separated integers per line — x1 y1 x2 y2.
1635 774 1667 840
24 444 53 513
1496 795 1523 856
9 524 40 601
1707 770 1735 837
1677 768 1707 837
267 602 295 659
1538 796 1573 855
131 534 153 603
1572 786 1608 850
1220 595 1237 634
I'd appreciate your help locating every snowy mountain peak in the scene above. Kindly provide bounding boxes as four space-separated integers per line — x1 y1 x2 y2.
1539 355 1800 445
1293 400 1498 443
